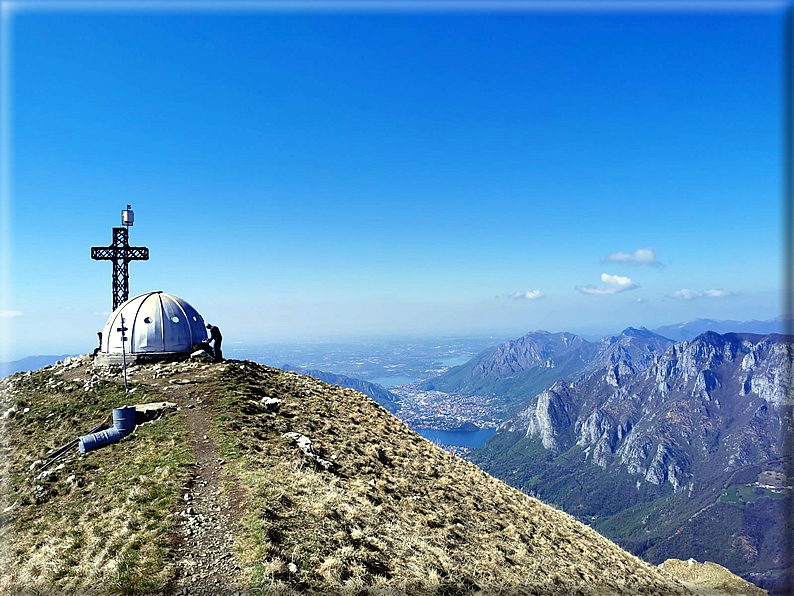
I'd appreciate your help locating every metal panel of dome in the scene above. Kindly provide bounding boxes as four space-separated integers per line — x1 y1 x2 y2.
159 294 194 352
180 299 208 346
103 293 148 353
133 293 164 353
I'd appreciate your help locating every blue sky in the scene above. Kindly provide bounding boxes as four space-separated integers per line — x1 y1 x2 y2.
1 3 788 359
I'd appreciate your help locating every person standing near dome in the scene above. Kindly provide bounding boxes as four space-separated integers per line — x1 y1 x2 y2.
205 324 223 361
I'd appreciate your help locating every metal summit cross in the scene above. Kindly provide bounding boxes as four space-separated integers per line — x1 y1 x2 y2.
91 205 149 311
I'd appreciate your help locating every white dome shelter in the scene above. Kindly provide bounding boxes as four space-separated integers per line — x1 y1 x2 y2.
97 291 208 364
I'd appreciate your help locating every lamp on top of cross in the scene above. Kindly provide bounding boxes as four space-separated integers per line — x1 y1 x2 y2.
91 205 150 311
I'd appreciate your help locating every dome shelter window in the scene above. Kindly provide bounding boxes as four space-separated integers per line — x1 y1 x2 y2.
171 316 180 323
143 317 153 324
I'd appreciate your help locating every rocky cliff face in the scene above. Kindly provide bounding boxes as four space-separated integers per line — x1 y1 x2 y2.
473 331 589 376
579 327 674 380
498 332 787 491
512 382 575 451
472 331 792 591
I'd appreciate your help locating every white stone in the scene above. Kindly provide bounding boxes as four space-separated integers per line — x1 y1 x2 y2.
2 501 17 513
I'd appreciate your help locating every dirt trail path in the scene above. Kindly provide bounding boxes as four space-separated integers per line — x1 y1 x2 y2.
115 361 247 596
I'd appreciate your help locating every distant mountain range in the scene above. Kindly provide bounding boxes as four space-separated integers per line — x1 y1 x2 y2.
0 354 74 377
651 316 792 342
420 315 791 416
280 364 401 413
470 330 791 592
422 327 674 416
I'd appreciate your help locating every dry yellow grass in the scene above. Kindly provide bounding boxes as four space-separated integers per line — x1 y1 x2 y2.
211 362 690 595
659 560 767 596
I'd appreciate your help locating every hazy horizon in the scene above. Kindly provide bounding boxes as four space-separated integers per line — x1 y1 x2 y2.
4 312 790 363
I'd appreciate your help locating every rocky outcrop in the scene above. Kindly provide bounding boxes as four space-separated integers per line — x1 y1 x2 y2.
471 331 791 592
576 410 620 467
581 327 673 380
282 432 336 471
643 443 690 492
511 384 573 451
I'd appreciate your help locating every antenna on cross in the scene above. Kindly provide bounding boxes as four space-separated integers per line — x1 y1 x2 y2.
91 205 150 311
122 205 134 227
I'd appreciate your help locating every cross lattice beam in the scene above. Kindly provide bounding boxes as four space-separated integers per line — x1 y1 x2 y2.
90 247 149 260
91 227 149 311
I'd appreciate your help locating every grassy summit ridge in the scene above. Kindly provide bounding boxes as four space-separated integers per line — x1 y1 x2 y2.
0 356 754 595
205 361 686 594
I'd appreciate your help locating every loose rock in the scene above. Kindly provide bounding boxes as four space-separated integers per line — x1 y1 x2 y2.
282 432 336 471
261 397 281 412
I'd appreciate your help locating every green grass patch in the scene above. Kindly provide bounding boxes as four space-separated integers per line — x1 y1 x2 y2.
1 363 194 594
719 484 784 506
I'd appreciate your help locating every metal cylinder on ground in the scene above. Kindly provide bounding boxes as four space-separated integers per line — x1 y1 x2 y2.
78 427 122 454
112 406 136 437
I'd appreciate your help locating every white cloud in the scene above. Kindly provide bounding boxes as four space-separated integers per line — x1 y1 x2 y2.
0 310 23 318
671 288 700 300
702 289 735 298
510 290 545 300
576 273 640 295
605 247 660 267
671 288 735 300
